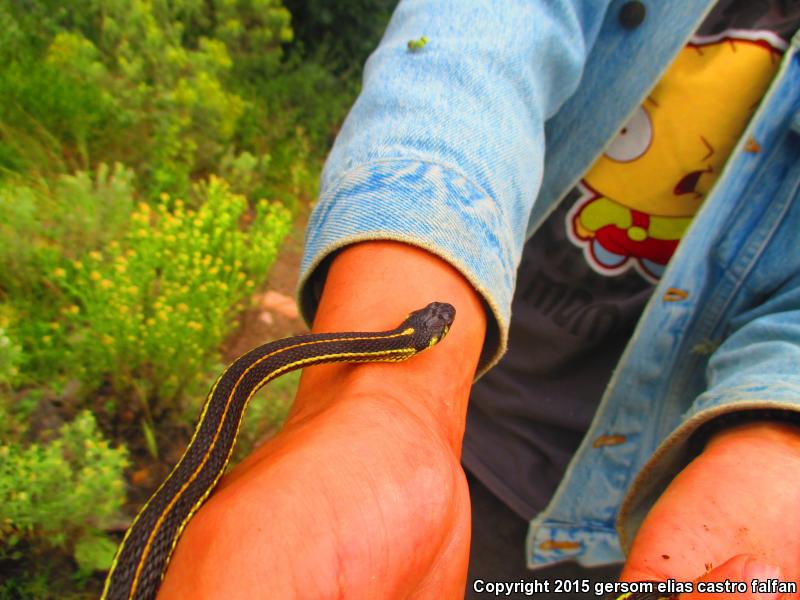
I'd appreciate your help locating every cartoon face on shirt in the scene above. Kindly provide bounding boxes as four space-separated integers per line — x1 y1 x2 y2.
567 34 782 281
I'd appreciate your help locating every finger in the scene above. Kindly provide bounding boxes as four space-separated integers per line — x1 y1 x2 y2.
678 554 785 600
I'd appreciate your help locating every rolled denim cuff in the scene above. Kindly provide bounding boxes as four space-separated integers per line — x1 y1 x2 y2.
298 158 515 375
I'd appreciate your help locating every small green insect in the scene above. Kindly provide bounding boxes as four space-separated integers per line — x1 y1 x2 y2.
407 36 429 52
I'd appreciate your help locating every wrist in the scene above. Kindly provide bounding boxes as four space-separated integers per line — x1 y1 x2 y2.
704 419 800 456
288 240 487 454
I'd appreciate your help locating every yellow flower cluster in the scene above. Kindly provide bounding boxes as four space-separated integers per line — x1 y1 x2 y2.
51 177 291 405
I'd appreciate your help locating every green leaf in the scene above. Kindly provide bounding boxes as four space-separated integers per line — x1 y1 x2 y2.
73 532 118 572
141 419 159 459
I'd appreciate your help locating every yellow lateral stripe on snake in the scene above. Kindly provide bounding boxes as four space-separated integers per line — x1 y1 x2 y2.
128 339 416 598
107 329 416 598
158 348 419 576
105 333 405 598
131 347 416 597
101 303 455 600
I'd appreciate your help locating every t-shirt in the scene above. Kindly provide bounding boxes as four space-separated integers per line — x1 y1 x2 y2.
462 0 800 521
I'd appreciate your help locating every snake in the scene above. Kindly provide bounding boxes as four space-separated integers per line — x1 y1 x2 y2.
101 301 456 600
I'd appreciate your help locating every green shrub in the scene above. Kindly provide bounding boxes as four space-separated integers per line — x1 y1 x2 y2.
0 3 46 64
209 0 293 83
46 177 291 413
0 164 135 299
0 411 128 547
0 183 44 297
0 319 23 388
0 58 118 175
283 0 397 72
0 410 128 561
1 165 290 427
229 53 359 209
51 18 246 198
0 0 355 214
0 407 127 597
0 1 296 200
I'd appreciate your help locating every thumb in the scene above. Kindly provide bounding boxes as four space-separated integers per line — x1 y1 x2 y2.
680 554 784 600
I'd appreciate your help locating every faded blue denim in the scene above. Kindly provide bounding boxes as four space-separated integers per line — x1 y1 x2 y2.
299 0 800 566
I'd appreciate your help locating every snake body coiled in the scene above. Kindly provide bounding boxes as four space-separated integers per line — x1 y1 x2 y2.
102 302 456 600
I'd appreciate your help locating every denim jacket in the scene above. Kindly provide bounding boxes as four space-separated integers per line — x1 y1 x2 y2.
299 0 800 566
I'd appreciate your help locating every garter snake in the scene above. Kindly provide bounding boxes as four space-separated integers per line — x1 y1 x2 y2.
101 301 456 600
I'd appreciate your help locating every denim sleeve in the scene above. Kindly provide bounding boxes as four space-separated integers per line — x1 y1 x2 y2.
298 0 610 372
697 283 800 417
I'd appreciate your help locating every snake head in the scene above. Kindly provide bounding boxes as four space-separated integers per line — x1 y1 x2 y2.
401 302 456 351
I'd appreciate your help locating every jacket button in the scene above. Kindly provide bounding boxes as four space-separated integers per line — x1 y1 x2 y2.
619 1 646 29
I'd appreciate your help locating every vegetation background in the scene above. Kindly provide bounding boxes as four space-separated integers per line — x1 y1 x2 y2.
0 1 397 596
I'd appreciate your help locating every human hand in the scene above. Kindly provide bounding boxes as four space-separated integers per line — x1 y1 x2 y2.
620 421 800 599
158 389 472 599
157 241 487 598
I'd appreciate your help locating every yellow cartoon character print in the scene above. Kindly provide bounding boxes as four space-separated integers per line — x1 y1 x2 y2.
567 33 783 281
